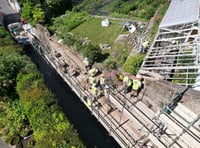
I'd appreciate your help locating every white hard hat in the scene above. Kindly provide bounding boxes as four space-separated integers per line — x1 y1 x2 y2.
136 74 141 79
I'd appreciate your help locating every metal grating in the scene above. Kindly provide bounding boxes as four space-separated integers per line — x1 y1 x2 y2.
141 0 200 88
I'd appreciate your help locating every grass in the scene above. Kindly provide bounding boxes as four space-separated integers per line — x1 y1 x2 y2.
71 17 125 45
71 17 132 66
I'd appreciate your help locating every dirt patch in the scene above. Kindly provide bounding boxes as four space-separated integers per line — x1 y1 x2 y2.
115 34 129 44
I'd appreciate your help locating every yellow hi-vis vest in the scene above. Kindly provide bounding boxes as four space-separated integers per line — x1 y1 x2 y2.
123 76 132 86
119 74 124 81
88 68 96 77
91 86 97 95
87 99 92 107
127 79 132 87
123 76 129 83
132 80 141 91
89 77 95 85
142 41 149 48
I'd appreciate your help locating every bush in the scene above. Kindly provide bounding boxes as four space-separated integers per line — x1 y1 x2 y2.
103 59 117 71
20 129 29 137
73 41 82 52
11 136 20 145
62 33 75 46
5 135 13 144
82 44 101 63
123 54 145 75
0 121 5 128
50 11 89 33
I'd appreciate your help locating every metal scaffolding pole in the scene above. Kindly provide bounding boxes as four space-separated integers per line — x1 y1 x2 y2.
167 115 200 147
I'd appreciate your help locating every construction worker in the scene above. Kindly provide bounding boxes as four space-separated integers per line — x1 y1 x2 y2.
89 76 96 86
123 76 133 94
140 41 149 53
88 68 98 77
91 85 98 102
131 79 142 97
87 98 92 107
83 57 91 70
118 74 124 81
99 75 105 90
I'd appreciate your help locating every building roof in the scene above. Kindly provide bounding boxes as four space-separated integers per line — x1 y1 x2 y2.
159 0 199 28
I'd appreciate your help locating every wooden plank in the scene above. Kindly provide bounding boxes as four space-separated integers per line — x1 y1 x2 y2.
180 132 200 147
148 134 166 148
174 103 198 122
170 111 200 138
135 101 155 119
159 114 199 147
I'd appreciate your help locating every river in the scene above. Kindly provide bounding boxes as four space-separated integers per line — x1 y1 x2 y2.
25 48 120 148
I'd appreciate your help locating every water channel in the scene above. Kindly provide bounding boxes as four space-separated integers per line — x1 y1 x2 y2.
26 48 120 148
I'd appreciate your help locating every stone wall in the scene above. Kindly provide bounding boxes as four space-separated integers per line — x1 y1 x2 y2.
141 77 200 114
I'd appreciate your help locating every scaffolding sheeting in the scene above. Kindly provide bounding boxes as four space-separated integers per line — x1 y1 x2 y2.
159 0 199 28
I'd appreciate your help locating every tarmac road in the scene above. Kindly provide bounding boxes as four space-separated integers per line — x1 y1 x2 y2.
0 0 21 27
0 138 13 148
0 0 16 14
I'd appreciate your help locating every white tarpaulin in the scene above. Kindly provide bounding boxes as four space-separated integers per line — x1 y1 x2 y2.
159 0 199 28
101 18 110 27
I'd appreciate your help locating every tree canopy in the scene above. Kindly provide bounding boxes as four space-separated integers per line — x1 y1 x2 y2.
19 0 72 24
0 26 85 147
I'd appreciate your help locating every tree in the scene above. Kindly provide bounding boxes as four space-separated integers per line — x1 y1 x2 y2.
4 100 29 136
0 25 84 148
0 52 30 97
21 2 33 22
82 44 101 63
32 7 45 24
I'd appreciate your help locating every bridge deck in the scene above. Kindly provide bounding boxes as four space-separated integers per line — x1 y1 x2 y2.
31 29 200 147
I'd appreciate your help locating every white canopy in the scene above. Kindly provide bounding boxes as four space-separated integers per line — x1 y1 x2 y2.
159 0 199 28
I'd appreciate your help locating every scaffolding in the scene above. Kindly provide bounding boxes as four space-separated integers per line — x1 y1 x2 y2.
141 0 200 88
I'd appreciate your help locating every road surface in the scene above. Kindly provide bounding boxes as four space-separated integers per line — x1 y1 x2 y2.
0 0 21 27
0 138 13 148
0 0 16 14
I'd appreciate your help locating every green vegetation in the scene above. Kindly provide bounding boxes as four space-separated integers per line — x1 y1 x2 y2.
1 0 172 147
50 11 89 33
20 0 168 71
50 12 132 67
49 0 170 70
172 52 196 84
19 0 72 24
73 0 166 21
147 2 169 41
123 54 145 75
0 26 85 147
71 17 122 45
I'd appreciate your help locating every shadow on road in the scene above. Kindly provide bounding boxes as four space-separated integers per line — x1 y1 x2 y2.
3 13 20 27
